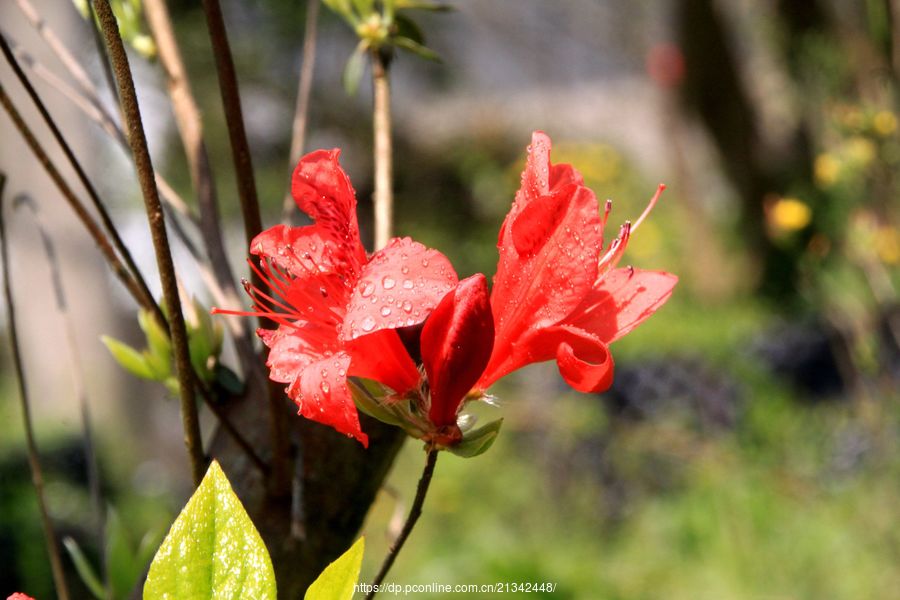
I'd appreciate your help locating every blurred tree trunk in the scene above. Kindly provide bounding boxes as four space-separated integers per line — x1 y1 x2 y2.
675 0 825 300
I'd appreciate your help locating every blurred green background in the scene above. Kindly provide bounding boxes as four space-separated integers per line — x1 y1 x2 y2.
1 0 899 598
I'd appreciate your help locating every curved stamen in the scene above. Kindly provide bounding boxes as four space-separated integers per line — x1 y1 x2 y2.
631 183 666 235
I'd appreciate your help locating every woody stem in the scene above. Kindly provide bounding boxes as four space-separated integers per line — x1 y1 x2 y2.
372 49 393 251
366 447 439 599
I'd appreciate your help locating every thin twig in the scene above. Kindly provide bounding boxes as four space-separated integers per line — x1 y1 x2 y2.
0 81 153 314
201 0 291 494
15 194 107 592
371 50 394 251
93 0 205 486
281 0 320 223
85 0 122 122
0 80 266 476
366 448 439 599
0 176 72 600
0 32 159 319
142 0 244 336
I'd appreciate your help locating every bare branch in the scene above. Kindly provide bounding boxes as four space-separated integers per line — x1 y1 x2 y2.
0 175 72 600
372 51 393 250
281 0 320 223
93 0 205 486
201 0 291 494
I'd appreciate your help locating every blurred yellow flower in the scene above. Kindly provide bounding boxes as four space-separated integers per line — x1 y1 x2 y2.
846 136 876 165
814 153 840 187
769 197 812 232
875 226 900 265
873 111 897 137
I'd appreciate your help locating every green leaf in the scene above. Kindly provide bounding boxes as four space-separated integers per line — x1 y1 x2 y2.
350 380 403 427
322 0 359 24
304 538 365 600
342 43 368 95
138 310 171 362
143 461 276 600
101 336 156 380
448 418 503 458
351 0 375 18
394 13 425 45
393 36 441 62
107 507 140 599
394 0 452 11
62 537 106 600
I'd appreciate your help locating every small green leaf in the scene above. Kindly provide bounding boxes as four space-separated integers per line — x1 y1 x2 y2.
322 0 359 24
393 36 441 61
395 0 452 11
138 310 171 362
394 13 426 45
448 418 503 458
62 537 106 600
304 538 365 600
350 380 402 427
351 0 375 18
143 461 276 600
101 336 156 380
342 43 368 95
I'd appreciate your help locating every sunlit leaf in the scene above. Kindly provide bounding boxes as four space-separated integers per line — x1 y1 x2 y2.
101 336 156 380
143 461 276 600
62 537 106 600
304 537 365 600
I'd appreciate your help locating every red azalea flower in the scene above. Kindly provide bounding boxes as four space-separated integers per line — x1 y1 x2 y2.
215 149 457 446
474 131 677 394
8 594 36 600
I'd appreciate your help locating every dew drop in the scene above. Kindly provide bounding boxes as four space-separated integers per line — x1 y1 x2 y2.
382 276 396 290
421 258 430 267
320 381 330 393
361 316 376 332
359 281 375 297
402 279 414 289
381 306 392 317
401 301 413 313
401 266 410 274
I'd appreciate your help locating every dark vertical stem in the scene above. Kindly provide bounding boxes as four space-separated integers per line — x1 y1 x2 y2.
371 50 393 251
0 32 159 321
93 0 205 486
366 448 438 599
201 0 290 494
282 0 320 223
0 176 71 600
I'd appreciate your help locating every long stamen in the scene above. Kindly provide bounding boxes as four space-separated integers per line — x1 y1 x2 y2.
631 183 665 234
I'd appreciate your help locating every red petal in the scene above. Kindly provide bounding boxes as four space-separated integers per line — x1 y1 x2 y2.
421 274 494 428
345 328 420 394
258 323 339 384
567 268 677 344
482 133 602 386
8 594 36 600
342 237 458 341
553 326 615 393
251 225 362 283
286 353 368 446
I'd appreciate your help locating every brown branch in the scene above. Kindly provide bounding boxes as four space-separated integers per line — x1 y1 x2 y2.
0 82 153 313
201 0 290 494
372 51 393 250
93 0 205 486
0 31 159 320
142 0 244 336
366 448 438 599
281 0 320 223
0 176 72 600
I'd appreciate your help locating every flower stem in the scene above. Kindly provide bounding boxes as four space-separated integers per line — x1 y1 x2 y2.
0 175 72 600
93 0 206 486
372 49 393 251
366 448 439 599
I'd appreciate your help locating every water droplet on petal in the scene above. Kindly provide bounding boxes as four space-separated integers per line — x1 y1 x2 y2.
381 306 392 317
320 381 330 393
382 276 396 290
402 279 414 289
359 281 375 297
361 316 376 332
401 301 413 313
421 258 430 267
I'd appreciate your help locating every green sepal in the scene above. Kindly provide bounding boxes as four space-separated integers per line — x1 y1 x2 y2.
350 379 403 427
447 418 503 458
304 537 365 600
143 461 276 600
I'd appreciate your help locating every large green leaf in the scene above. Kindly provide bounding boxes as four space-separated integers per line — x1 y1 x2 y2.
143 461 276 600
304 537 365 600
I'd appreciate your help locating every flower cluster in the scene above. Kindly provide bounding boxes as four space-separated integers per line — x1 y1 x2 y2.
215 132 676 449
